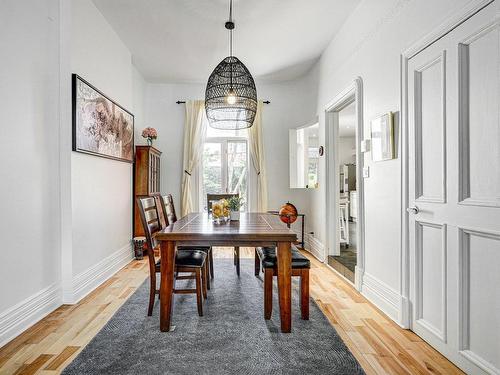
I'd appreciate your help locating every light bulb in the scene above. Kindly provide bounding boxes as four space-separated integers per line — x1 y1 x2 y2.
226 89 237 105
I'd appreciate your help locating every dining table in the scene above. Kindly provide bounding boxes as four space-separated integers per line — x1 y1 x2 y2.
154 212 297 333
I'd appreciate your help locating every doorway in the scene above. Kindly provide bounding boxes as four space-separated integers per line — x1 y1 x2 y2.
325 78 365 290
328 102 358 283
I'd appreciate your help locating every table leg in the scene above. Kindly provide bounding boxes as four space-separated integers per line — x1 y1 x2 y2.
276 241 292 333
235 246 240 276
160 240 176 332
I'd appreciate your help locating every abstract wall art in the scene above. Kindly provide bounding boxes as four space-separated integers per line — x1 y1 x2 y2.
72 74 134 163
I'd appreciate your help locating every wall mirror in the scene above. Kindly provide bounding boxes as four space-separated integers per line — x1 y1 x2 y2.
289 121 320 189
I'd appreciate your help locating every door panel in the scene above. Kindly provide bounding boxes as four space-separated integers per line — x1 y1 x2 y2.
414 53 447 203
415 221 447 342
408 3 500 374
459 229 500 374
459 22 500 206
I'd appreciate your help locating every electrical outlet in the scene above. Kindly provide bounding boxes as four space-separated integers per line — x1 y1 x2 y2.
363 166 370 178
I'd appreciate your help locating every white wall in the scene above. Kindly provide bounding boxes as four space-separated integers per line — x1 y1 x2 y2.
132 66 147 141
0 0 62 345
307 0 473 323
68 0 142 294
144 73 317 232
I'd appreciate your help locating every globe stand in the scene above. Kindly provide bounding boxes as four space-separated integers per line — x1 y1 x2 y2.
267 211 306 250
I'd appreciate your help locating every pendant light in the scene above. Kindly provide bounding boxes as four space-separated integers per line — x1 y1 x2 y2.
205 0 257 130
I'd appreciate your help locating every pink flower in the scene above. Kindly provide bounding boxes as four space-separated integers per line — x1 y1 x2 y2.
141 127 157 139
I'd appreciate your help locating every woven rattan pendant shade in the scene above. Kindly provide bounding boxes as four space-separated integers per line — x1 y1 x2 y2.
204 0 257 129
205 56 257 130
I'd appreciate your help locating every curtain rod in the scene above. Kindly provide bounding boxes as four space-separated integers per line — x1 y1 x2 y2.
176 100 270 104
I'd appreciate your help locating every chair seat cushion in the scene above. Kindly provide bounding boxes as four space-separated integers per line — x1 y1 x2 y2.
256 245 310 269
177 245 211 252
155 249 206 271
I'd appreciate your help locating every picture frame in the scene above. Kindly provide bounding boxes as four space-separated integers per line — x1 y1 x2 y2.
370 112 394 162
72 74 134 163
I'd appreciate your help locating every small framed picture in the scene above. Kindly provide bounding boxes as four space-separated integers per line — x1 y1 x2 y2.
370 112 394 161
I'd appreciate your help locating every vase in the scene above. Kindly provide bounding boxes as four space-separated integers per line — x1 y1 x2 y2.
230 210 240 221
147 138 153 146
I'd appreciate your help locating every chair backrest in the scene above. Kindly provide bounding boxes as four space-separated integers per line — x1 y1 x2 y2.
206 193 239 213
136 196 162 255
150 193 167 229
160 194 177 225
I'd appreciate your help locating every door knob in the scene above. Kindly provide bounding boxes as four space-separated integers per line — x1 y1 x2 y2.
407 206 419 214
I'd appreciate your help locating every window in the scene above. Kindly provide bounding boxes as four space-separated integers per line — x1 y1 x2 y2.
199 124 249 211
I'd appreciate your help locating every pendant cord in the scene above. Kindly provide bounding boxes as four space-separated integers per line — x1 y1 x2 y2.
228 0 233 57
229 0 233 89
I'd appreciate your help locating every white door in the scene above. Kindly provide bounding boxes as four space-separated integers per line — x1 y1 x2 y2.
408 3 500 374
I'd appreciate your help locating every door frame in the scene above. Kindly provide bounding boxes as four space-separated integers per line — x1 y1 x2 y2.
399 0 494 329
325 77 365 290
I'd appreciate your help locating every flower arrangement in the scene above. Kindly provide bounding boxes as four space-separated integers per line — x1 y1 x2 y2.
212 199 230 223
142 127 157 146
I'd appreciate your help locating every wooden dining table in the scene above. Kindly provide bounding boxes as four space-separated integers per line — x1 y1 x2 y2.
154 212 297 333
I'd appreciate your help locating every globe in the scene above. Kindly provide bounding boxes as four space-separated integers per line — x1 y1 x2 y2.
279 202 298 225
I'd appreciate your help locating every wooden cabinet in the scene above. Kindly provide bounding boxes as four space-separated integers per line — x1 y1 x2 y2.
133 146 162 237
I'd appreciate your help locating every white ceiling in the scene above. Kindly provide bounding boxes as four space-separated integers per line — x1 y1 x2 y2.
92 0 360 83
338 101 356 137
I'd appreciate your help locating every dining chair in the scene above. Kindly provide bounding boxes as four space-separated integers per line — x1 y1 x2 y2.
206 193 241 276
136 196 208 317
159 194 214 285
254 244 310 320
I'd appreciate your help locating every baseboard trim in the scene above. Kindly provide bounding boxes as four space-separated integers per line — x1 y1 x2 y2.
0 283 61 348
361 272 401 323
302 233 325 261
300 236 406 325
67 243 133 304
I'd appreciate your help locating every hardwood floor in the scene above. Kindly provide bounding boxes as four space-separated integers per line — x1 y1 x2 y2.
0 248 463 375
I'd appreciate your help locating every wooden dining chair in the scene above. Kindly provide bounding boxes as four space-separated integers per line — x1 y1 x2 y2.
159 194 214 285
255 244 310 320
136 196 208 317
207 193 241 276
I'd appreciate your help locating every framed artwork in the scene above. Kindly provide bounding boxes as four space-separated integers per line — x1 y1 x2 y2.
72 74 134 163
370 112 394 161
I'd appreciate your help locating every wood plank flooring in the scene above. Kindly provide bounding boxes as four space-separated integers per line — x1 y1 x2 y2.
0 248 463 375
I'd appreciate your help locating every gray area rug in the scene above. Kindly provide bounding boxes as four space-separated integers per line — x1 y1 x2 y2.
63 259 365 374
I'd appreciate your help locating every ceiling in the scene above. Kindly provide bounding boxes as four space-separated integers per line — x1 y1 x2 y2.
338 101 356 137
92 0 360 83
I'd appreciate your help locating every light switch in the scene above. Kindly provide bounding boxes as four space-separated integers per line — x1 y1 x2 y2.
363 166 370 178
361 139 371 152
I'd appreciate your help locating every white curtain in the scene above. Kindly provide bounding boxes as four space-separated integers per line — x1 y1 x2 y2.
248 101 268 212
181 100 206 216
